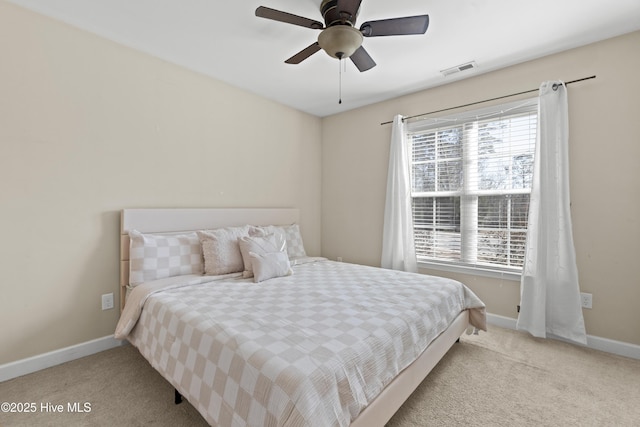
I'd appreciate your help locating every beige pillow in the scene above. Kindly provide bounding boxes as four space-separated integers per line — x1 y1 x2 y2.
279 224 307 258
250 251 292 283
128 230 203 286
251 224 307 259
238 234 286 278
197 226 251 275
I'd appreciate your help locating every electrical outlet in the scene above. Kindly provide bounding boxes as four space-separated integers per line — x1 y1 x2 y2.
101 293 114 310
580 292 592 309
337 256 343 262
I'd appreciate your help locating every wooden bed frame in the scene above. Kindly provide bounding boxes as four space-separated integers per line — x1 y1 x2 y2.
120 208 470 427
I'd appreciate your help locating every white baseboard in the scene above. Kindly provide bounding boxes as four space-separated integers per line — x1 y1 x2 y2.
486 313 519 330
0 336 127 383
486 313 640 360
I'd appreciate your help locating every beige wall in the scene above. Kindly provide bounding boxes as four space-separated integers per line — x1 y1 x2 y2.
322 31 640 346
0 3 322 364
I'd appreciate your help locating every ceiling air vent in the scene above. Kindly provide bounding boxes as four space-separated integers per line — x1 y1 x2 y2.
440 61 477 77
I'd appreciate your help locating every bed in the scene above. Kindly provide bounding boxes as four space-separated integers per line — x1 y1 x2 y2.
115 208 486 427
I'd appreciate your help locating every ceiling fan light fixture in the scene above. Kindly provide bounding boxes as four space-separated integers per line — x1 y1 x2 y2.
318 25 363 59
256 2 430 71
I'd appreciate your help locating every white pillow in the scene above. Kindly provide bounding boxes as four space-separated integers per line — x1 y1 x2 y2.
128 230 203 286
252 224 307 259
250 251 292 283
197 226 251 275
238 234 286 278
281 224 307 258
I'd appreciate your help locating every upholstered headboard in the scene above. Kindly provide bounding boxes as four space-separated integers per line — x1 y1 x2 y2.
120 208 300 309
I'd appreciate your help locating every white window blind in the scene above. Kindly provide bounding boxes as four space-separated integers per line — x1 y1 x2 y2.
407 98 538 274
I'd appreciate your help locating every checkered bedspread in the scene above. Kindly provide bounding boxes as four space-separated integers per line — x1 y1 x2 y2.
117 259 485 426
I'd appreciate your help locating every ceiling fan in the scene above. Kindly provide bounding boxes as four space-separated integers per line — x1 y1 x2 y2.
255 0 429 72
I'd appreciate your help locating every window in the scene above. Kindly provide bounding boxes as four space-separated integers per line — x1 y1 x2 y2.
407 99 537 275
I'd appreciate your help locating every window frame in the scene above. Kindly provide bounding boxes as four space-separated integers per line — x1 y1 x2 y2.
406 98 538 280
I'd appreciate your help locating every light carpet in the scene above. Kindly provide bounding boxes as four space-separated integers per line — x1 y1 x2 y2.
1 326 638 426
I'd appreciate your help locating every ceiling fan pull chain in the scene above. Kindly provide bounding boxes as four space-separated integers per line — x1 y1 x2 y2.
339 57 343 104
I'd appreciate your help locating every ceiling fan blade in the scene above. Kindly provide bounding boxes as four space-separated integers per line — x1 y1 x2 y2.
350 46 376 72
256 6 324 30
285 42 322 64
360 15 429 37
337 0 363 22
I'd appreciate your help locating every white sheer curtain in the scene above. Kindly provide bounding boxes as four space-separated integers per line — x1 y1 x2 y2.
517 81 587 345
381 115 417 272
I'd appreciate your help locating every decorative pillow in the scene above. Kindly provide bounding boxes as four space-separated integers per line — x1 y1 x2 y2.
129 230 203 286
197 226 251 276
280 224 307 258
251 224 307 259
238 234 287 278
250 251 292 283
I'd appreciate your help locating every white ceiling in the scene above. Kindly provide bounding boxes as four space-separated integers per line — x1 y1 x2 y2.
8 0 640 117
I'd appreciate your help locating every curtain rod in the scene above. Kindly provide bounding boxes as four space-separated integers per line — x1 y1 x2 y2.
380 75 596 126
